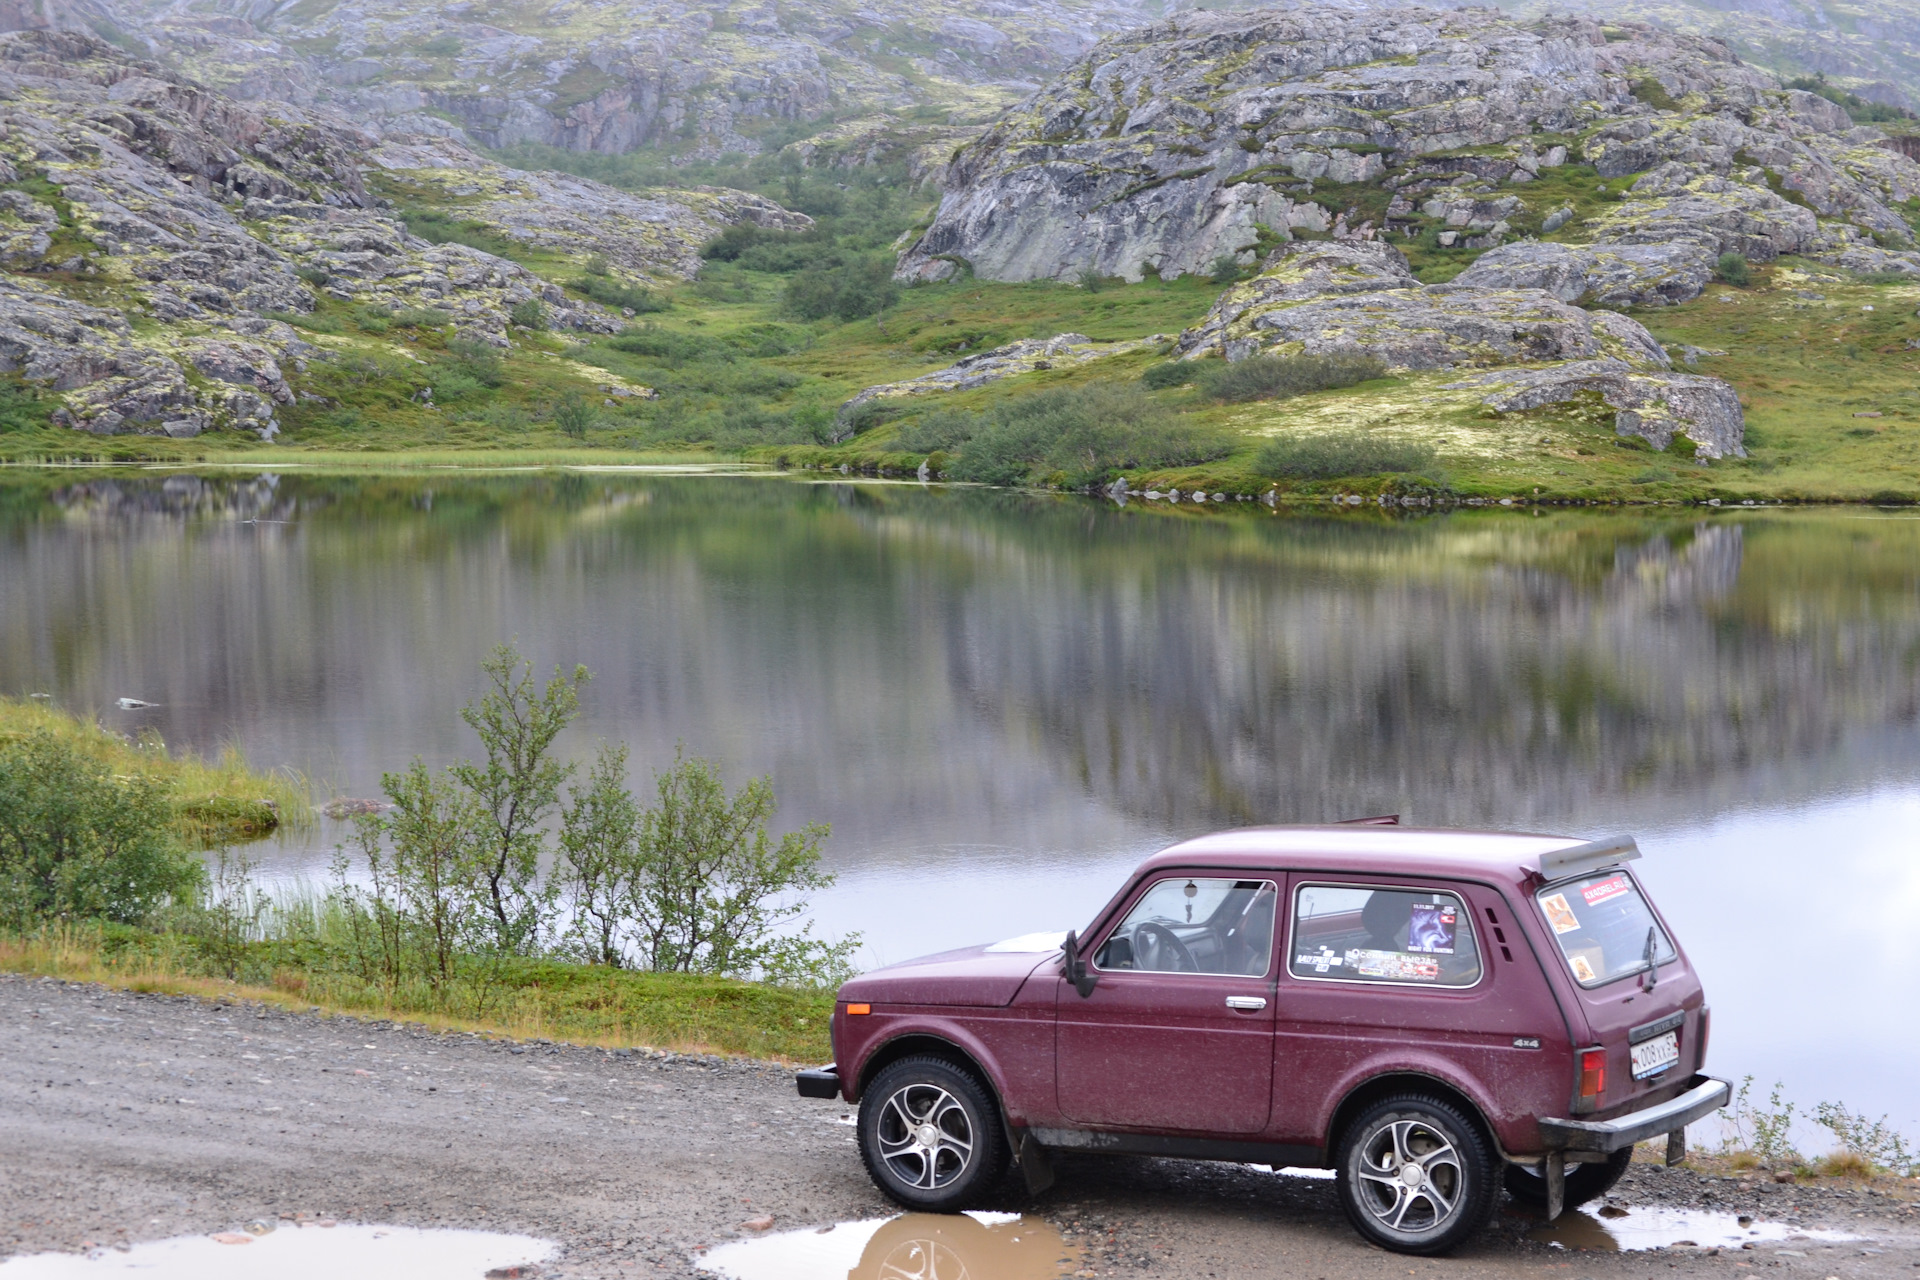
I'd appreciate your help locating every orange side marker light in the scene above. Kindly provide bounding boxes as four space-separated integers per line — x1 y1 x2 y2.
846 1003 871 1016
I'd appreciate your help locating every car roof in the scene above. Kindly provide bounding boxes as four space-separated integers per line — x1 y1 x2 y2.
1135 825 1590 887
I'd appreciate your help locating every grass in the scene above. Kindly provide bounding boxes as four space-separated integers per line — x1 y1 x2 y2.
0 925 834 1061
0 697 309 844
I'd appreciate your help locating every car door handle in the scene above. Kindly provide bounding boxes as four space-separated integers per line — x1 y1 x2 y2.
1224 996 1267 1011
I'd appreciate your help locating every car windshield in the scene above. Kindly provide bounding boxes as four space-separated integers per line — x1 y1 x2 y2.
1536 870 1675 987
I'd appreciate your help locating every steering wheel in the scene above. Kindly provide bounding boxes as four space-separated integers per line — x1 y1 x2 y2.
1133 922 1199 973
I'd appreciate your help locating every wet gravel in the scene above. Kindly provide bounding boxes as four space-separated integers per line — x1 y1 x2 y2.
3 974 1916 1280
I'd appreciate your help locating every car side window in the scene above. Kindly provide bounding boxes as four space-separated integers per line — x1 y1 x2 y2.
1093 877 1278 976
1289 884 1482 987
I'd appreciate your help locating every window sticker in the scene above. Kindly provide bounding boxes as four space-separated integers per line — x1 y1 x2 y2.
1296 948 1343 973
1581 874 1632 907
1569 954 1598 983
1347 949 1441 981
1407 903 1457 954
1541 892 1581 934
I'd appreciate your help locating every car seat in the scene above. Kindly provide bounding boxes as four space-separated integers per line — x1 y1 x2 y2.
1361 891 1406 951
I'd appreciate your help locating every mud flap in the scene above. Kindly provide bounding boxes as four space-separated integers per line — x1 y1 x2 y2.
1666 1128 1687 1166
1544 1150 1565 1221
1019 1132 1056 1196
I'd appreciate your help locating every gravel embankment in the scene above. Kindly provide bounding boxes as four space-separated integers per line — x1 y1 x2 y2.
2 974 1915 1279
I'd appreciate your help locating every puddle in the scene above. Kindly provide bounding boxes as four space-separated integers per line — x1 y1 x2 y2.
1529 1205 1863 1252
0 1224 557 1278
699 1212 1073 1280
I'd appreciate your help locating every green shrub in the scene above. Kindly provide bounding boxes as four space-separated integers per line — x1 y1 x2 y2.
785 256 898 322
897 407 979 453
352 304 392 334
1254 431 1439 479
584 253 612 276
1715 252 1751 286
1210 254 1243 285
572 275 667 313
946 382 1233 487
0 381 52 433
1631 76 1680 111
553 391 596 438
509 298 547 330
264 309 342 334
398 210 525 259
1140 361 1195 390
1198 352 1388 403
607 324 727 364
0 731 205 926
442 339 505 388
393 307 453 329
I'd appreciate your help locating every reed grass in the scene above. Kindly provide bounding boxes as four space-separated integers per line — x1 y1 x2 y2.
0 696 310 844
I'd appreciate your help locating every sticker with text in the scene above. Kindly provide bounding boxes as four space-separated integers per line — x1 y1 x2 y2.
1296 948 1343 973
1347 949 1440 981
1581 874 1632 907
1569 954 1598 983
1407 902 1457 954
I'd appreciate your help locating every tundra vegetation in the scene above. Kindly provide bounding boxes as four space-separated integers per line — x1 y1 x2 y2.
0 649 855 1060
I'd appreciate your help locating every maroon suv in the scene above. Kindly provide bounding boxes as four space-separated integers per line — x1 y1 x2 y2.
796 826 1729 1254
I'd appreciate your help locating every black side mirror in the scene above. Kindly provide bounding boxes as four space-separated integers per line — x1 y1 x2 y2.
1062 930 1098 998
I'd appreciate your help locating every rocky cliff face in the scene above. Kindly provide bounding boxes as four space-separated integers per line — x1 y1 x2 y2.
0 30 792 440
897 6 1918 286
893 5 1920 457
86 0 1168 164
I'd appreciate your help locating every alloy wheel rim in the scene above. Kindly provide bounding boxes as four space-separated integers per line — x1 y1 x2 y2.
876 1083 974 1190
1353 1117 1465 1235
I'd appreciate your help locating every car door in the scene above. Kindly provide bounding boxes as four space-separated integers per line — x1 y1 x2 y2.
1055 874 1279 1134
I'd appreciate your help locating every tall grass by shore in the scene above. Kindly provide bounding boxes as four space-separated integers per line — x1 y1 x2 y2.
0 696 308 844
0 924 833 1060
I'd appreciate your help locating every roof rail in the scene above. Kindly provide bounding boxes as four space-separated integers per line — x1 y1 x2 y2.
1539 834 1641 880
1337 814 1400 826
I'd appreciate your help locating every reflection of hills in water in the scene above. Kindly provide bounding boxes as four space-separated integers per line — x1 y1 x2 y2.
3 474 1918 858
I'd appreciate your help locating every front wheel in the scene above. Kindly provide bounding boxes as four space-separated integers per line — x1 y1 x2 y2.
857 1056 1008 1211
1504 1147 1633 1211
1336 1095 1498 1255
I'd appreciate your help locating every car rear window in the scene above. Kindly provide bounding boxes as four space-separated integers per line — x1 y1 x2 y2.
1536 870 1675 987
1289 885 1482 987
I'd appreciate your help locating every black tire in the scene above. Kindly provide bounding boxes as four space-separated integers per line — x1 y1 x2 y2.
1503 1148 1633 1211
857 1056 1009 1212
1335 1094 1499 1255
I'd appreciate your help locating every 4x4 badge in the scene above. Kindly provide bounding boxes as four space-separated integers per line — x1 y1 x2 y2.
1513 1037 1542 1049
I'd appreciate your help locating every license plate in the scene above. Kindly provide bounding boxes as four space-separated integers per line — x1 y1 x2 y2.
1630 1029 1680 1079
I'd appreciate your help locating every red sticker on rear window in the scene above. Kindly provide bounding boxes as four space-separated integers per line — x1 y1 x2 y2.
1581 874 1631 907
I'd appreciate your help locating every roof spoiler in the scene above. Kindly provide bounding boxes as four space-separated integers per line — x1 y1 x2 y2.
1338 814 1400 826
1539 834 1641 880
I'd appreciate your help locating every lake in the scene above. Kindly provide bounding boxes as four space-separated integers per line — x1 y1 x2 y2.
3 469 1916 1140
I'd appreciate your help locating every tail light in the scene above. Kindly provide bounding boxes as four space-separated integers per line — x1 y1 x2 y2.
1698 1006 1711 1068
1579 1047 1606 1099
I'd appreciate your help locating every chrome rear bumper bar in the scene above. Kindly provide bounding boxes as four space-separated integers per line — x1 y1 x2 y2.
1539 1074 1730 1153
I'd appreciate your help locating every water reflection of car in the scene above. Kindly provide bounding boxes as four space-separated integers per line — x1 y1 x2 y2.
796 825 1729 1255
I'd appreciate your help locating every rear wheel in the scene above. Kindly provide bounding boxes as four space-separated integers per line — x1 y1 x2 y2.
1336 1094 1498 1255
857 1056 1009 1212
1504 1148 1633 1211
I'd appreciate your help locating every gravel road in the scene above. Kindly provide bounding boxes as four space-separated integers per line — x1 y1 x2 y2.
3 975 1916 1279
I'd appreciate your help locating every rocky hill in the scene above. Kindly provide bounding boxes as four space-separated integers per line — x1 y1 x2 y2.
890 5 1920 456
73 0 1170 166
0 28 795 440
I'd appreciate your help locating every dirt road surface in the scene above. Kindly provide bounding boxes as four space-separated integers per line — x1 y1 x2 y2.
3 975 1916 1279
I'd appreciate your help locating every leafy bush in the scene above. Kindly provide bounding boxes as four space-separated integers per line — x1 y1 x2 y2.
0 381 52 433
1715 252 1751 286
897 407 982 454
508 298 546 330
785 256 898 322
263 309 342 335
1140 361 1195 390
393 307 453 329
0 731 204 926
571 274 667 313
944 383 1233 487
1254 431 1439 479
608 324 728 365
441 339 505 389
1198 352 1387 403
1815 1100 1917 1175
553 391 597 438
1211 254 1243 285
398 209 526 259
1718 1077 1802 1168
352 304 392 334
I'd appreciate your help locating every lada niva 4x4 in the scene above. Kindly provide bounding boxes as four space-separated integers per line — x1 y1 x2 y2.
796 826 1730 1254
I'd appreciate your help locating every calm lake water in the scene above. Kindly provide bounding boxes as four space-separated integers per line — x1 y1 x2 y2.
3 470 1917 1139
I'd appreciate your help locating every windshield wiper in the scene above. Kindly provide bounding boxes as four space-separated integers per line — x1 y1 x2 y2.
1640 925 1659 992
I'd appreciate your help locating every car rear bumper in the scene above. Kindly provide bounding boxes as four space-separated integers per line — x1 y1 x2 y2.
1538 1074 1730 1153
795 1063 841 1100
